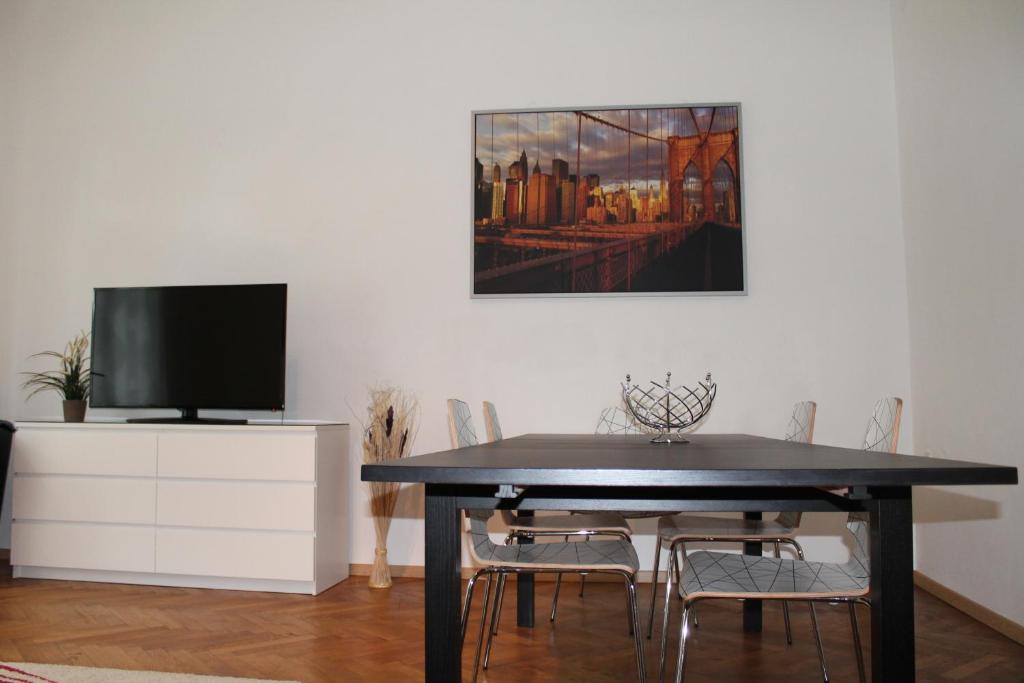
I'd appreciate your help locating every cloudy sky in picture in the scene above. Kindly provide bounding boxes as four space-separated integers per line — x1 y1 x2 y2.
475 106 738 192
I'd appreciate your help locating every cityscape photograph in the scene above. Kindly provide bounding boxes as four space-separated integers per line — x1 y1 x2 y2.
473 105 744 295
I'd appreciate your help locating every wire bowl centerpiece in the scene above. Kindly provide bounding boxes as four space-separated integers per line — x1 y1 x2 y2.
622 371 716 443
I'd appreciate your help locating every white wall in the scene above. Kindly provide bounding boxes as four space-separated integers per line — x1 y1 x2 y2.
0 8 21 537
0 0 914 567
891 0 1024 625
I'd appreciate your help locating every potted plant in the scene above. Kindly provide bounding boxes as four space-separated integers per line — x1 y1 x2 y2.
21 332 92 422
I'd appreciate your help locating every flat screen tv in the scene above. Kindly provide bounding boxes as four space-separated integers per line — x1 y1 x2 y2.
90 284 287 423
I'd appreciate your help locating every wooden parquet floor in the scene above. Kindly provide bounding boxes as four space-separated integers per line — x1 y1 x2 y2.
0 564 1021 682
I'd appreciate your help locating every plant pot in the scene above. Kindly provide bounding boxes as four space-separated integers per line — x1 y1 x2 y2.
62 399 87 423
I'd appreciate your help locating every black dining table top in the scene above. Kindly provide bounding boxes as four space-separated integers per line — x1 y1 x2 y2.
360 433 1019 489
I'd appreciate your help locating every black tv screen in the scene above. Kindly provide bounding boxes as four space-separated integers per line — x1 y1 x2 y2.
90 284 287 416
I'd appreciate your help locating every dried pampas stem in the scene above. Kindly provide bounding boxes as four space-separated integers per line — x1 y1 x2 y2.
361 386 418 588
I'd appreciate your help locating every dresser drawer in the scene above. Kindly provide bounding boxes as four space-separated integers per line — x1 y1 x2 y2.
156 480 314 531
13 429 157 476
158 432 315 481
12 522 155 572
155 528 314 581
14 476 156 524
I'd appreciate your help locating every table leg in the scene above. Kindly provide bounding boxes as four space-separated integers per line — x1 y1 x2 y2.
869 486 915 682
516 509 535 627
742 511 763 633
425 485 461 683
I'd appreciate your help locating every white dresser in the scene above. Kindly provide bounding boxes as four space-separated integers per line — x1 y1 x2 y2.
11 421 350 595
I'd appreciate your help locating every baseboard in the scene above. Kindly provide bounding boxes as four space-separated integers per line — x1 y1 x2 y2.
350 563 428 579
913 570 1024 645
349 563 657 583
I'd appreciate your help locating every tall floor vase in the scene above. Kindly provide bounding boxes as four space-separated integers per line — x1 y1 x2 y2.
368 481 400 588
360 386 417 589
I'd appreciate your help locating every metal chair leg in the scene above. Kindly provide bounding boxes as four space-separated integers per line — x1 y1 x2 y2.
775 542 793 645
490 573 507 636
461 571 484 644
671 544 699 628
550 573 563 622
675 544 698 628
626 577 635 635
483 573 505 670
850 601 866 683
673 602 693 683
647 537 663 639
579 536 590 597
623 574 647 683
658 543 678 683
547 534 574 624
673 544 683 596
808 601 829 683
791 542 829 682
470 573 493 683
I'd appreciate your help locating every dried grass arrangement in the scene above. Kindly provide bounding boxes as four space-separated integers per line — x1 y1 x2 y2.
361 386 418 588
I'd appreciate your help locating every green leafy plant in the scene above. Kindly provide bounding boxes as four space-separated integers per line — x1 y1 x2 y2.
21 332 91 401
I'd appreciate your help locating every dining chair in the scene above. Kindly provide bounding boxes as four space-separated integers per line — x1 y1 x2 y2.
646 402 822 668
839 396 903 682
861 396 902 453
595 405 645 435
660 398 903 683
478 401 629 543
553 403 650 612
448 400 633 630
453 401 631 546
665 512 870 683
482 400 502 442
461 508 646 682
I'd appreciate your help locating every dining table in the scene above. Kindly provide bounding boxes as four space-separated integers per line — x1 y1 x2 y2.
360 433 1018 682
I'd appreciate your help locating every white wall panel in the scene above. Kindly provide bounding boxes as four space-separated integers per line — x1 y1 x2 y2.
0 1 914 571
891 0 1024 627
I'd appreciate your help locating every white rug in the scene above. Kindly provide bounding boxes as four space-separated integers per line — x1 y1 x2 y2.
0 663 299 683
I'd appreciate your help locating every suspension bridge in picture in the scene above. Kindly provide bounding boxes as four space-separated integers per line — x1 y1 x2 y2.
473 106 742 294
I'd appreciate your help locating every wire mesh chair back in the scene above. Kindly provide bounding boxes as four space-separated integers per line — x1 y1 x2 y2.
843 511 870 580
861 397 903 453
482 401 502 442
595 406 644 435
784 401 817 444
447 400 491 536
777 401 817 528
447 398 478 449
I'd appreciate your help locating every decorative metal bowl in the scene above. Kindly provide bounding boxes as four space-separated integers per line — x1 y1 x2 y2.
621 371 716 443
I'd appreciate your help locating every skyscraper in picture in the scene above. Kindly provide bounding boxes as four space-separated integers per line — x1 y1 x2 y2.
526 165 557 226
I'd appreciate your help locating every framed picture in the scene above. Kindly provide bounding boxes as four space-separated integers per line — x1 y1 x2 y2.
472 103 745 297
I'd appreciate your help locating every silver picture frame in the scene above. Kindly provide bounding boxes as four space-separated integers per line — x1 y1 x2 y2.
471 102 748 299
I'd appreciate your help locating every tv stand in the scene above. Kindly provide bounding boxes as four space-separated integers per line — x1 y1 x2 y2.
10 421 349 595
126 408 247 425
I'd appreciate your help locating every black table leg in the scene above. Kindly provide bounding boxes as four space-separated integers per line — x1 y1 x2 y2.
868 486 914 682
425 485 461 683
743 511 763 633
516 509 535 627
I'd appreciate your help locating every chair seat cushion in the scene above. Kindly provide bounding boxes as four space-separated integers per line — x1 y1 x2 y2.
507 512 631 536
682 550 869 599
658 514 793 541
475 538 639 574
